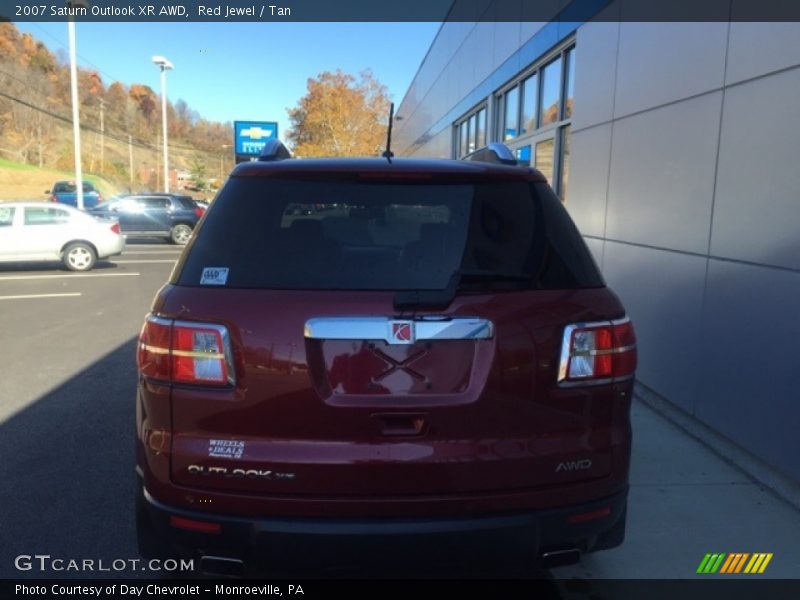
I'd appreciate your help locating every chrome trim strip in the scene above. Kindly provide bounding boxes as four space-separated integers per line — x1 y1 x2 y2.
556 373 635 388
572 343 637 357
172 349 225 359
304 317 494 344
140 343 169 355
145 314 173 328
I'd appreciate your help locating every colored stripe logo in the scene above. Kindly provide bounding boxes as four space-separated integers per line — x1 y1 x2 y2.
697 553 773 574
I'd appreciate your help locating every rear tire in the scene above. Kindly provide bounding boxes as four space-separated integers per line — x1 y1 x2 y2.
170 224 193 245
63 242 96 271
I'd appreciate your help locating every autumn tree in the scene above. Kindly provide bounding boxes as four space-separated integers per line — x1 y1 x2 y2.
287 70 391 157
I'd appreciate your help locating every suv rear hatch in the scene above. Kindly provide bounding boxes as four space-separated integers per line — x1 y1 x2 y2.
153 169 625 499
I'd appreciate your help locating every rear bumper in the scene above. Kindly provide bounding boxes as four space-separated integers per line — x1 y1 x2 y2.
138 480 627 574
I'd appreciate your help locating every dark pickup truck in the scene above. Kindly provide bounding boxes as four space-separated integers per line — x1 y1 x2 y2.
46 180 104 209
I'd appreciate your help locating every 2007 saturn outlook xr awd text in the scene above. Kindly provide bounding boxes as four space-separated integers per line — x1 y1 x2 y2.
135 141 637 576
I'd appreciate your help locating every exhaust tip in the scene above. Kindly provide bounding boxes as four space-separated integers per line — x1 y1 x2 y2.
540 548 581 568
200 555 244 577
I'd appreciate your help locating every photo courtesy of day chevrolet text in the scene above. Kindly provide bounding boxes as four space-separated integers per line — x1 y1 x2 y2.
14 584 300 597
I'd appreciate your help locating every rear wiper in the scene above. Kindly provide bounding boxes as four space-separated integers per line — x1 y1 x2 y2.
393 269 531 311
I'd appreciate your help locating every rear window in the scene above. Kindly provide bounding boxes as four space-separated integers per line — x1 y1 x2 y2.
177 197 197 209
24 207 72 225
53 182 95 193
139 197 170 209
174 177 602 291
0 206 15 226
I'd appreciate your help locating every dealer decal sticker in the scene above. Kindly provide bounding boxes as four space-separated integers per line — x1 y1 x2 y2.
200 267 229 285
208 439 245 459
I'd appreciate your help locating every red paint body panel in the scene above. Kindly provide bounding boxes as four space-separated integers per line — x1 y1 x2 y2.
137 285 633 517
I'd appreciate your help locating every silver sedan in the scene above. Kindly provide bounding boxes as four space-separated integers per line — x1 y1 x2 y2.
0 202 125 271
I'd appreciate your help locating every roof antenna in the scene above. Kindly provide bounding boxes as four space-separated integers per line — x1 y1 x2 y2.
382 102 395 163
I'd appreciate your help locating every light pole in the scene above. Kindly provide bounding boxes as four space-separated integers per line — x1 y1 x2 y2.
220 144 232 179
152 55 173 193
67 0 89 209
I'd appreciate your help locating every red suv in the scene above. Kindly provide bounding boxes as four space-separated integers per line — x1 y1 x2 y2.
135 142 636 576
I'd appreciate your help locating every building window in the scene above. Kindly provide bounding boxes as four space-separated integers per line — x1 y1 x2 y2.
563 48 575 120
535 139 555 183
468 113 478 154
539 57 562 127
503 86 519 140
515 145 531 167
520 73 538 135
558 125 571 202
476 108 486 148
490 40 575 202
453 103 488 158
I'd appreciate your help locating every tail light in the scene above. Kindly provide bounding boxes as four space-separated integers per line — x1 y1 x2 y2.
557 317 636 386
49 195 57 202
194 206 205 218
137 315 235 386
110 222 121 234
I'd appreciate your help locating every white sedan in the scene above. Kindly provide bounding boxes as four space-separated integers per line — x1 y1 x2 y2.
0 202 125 271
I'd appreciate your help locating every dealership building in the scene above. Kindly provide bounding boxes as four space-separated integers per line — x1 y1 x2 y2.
394 5 800 497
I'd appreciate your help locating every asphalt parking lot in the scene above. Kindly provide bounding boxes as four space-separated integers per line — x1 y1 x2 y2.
1 242 799 581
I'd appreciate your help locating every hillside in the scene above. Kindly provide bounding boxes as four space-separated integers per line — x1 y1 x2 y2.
0 22 231 197
0 157 117 201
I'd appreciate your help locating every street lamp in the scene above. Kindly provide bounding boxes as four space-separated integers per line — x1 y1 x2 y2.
152 55 173 193
220 144 232 179
67 0 89 209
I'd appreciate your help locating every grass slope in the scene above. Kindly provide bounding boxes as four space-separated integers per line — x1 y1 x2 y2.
0 159 119 201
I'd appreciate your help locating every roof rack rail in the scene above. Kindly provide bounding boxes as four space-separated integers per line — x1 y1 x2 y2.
461 143 518 166
258 139 293 162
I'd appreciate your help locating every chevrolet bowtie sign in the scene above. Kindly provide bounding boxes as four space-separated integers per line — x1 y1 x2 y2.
241 127 273 140
234 121 279 160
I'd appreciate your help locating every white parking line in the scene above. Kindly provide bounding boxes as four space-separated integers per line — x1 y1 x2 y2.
0 293 82 300
0 272 140 281
122 251 183 255
113 259 177 264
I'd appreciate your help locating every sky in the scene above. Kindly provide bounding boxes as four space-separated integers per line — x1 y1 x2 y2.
14 22 442 138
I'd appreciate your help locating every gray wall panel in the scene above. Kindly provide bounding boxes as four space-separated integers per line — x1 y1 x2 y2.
696 260 800 481
567 123 612 238
606 93 721 253
520 21 548 46
394 8 800 485
603 242 707 414
726 22 800 85
572 21 619 131
408 127 451 159
473 22 495 91
711 68 800 270
614 23 727 119
493 21 523 71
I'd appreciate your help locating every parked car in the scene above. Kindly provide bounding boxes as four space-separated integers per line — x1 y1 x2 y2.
89 193 203 245
135 141 637 576
0 202 124 271
46 180 104 208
